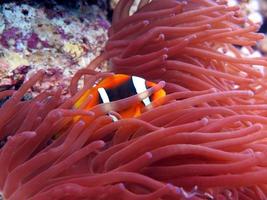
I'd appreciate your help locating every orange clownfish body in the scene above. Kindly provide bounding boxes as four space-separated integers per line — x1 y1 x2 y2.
74 74 166 119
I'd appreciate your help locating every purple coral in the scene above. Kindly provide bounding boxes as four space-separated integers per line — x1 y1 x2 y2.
25 32 40 49
0 27 22 48
25 32 51 49
97 18 110 29
55 27 71 40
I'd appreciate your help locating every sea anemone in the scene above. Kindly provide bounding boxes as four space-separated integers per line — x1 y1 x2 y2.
1 0 267 199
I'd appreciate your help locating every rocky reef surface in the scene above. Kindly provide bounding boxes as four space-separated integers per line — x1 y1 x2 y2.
0 0 110 95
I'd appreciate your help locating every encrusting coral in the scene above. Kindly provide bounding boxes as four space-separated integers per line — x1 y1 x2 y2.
1 0 267 199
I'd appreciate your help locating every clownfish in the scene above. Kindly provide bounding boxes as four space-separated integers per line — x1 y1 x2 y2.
74 74 166 119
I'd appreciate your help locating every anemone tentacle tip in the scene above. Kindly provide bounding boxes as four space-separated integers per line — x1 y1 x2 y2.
97 140 106 147
210 88 217 92
23 131 37 138
255 123 264 130
201 117 209 125
145 152 153 159
247 90 254 97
